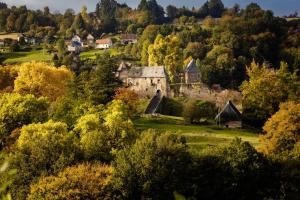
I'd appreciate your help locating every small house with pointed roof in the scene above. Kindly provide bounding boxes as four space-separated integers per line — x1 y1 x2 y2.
215 100 242 128
96 38 112 49
117 64 170 97
185 59 201 84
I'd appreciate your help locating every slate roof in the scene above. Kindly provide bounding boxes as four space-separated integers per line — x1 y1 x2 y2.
185 59 199 73
215 101 242 122
128 66 167 78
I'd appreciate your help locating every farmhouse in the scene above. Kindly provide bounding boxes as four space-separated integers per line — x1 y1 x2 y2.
117 63 170 97
96 38 112 49
67 35 84 53
215 100 242 128
121 34 138 44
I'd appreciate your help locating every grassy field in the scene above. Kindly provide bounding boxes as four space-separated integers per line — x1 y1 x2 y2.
134 115 260 152
1 50 52 64
80 48 120 60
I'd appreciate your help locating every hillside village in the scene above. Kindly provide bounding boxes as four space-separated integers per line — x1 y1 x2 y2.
0 0 299 199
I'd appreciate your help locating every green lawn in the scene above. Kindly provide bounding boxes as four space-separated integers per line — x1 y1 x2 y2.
80 48 120 60
1 50 52 64
134 115 260 152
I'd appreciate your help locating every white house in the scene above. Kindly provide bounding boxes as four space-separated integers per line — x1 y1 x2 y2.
72 35 82 45
95 38 113 49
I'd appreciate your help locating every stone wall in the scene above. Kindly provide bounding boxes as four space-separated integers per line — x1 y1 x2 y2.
128 77 170 98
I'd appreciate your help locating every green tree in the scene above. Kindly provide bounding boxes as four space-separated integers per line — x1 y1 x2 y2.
81 53 121 104
72 13 85 35
96 0 117 32
113 130 191 199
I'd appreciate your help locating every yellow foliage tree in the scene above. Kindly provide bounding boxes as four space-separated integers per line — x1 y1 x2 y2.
260 101 300 155
0 66 18 93
14 62 73 101
148 34 183 82
27 163 113 200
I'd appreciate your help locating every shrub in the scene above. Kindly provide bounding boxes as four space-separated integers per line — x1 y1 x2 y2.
27 163 115 200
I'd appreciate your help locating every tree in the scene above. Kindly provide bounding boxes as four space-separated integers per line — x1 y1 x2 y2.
81 53 121 104
50 97 103 129
27 163 114 200
103 100 136 151
74 113 112 161
240 61 299 127
43 6 50 15
96 0 117 32
208 0 225 18
56 38 66 57
11 120 81 199
14 62 73 101
148 34 183 82
113 130 191 199
0 66 17 92
0 93 48 140
114 88 139 117
183 100 217 123
260 101 300 155
137 0 164 24
6 13 15 32
73 100 136 162
166 5 178 19
72 13 85 35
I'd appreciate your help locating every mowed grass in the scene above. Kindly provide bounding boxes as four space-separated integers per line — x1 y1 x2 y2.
80 48 120 60
1 50 52 64
134 115 260 152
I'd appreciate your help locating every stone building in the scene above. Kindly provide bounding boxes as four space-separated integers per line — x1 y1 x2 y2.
184 59 201 84
117 63 170 98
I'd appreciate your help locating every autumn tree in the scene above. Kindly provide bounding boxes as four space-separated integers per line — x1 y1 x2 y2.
260 101 300 155
148 34 183 82
74 100 136 162
0 93 48 140
27 164 114 200
241 61 299 127
114 88 139 117
11 120 81 199
0 66 18 92
14 62 73 101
